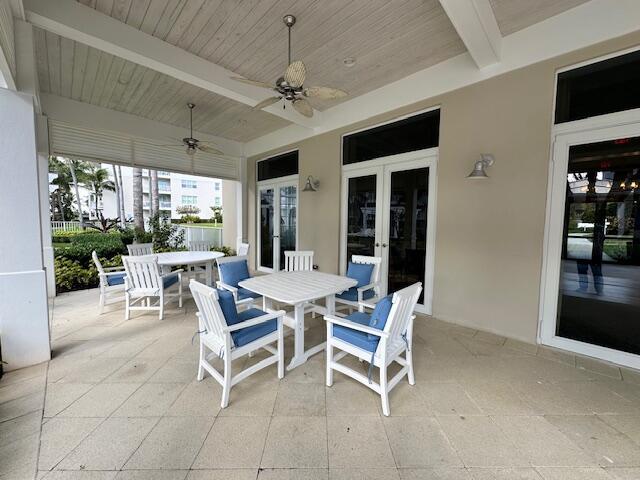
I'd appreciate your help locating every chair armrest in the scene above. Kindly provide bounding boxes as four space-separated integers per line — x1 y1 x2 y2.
161 269 184 279
356 283 377 293
217 281 238 300
104 271 126 277
324 314 388 338
358 300 377 311
222 310 285 333
104 266 125 272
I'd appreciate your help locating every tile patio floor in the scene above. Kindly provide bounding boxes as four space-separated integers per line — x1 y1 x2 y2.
2 287 640 479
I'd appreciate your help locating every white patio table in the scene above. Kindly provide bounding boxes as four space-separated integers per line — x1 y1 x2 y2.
154 251 224 286
239 270 357 370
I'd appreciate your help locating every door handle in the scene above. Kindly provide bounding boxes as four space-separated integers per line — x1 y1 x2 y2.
375 242 380 247
382 243 387 248
273 236 279 239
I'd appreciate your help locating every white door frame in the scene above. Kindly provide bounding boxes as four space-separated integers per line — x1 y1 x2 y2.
539 119 640 370
256 174 299 272
340 148 438 314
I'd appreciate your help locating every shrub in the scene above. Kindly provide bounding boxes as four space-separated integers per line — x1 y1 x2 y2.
54 257 98 292
181 214 200 223
212 246 236 257
55 233 126 265
147 213 185 252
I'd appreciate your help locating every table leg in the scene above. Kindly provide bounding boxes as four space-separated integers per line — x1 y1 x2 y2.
325 294 336 316
287 303 307 371
205 261 213 287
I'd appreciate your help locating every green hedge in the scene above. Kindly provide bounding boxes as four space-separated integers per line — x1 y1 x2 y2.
54 233 127 265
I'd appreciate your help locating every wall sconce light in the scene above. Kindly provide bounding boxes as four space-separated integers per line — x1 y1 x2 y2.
302 175 320 192
467 154 495 179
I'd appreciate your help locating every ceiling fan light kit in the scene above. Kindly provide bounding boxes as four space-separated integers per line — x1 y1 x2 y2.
230 14 348 118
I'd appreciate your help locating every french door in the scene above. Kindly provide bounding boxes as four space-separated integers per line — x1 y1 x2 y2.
257 177 298 272
340 149 437 314
540 121 640 370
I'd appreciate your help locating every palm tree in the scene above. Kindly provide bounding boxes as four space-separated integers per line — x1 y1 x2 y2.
48 156 74 221
133 167 144 230
112 165 122 225
151 169 159 217
83 165 116 218
117 165 126 225
65 158 90 228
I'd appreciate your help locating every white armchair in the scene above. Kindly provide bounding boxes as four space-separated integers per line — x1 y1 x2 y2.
92 250 125 313
216 255 262 309
127 242 153 256
335 255 383 313
190 280 285 408
325 282 422 416
122 255 183 320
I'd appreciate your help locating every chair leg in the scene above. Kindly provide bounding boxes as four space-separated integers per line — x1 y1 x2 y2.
407 349 415 385
159 294 164 321
380 364 390 416
99 289 105 314
326 325 333 387
277 323 284 379
197 341 205 381
178 281 183 308
221 355 232 408
125 293 130 320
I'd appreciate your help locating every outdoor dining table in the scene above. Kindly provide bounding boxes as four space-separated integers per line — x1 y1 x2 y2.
154 250 224 286
239 270 357 371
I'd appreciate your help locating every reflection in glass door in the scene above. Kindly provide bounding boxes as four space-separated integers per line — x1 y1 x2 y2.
346 175 378 261
258 181 297 271
385 167 429 304
259 188 274 270
279 185 297 269
557 136 640 355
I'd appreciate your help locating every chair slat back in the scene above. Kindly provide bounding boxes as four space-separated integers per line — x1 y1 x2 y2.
284 251 314 272
127 243 153 256
92 250 105 276
190 240 214 252
236 242 250 256
216 255 249 285
189 280 227 342
352 255 382 294
380 283 422 353
123 255 162 291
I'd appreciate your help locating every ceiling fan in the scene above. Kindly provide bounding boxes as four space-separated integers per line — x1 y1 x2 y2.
230 14 348 118
157 103 223 156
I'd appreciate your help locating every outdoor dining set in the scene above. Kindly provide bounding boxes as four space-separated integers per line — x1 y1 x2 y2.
91 242 422 416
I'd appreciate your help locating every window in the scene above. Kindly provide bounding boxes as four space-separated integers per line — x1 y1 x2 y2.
181 195 197 205
214 182 221 191
343 110 440 165
555 49 640 124
214 197 221 206
181 179 197 189
257 151 298 181
158 179 171 192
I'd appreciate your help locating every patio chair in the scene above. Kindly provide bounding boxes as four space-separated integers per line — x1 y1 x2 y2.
92 250 126 314
188 240 216 282
122 255 183 320
335 255 383 314
325 282 422 416
127 242 153 256
236 240 250 256
216 255 262 309
284 250 314 272
190 280 285 408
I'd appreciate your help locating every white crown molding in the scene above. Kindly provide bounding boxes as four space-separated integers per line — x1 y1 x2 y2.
245 0 640 157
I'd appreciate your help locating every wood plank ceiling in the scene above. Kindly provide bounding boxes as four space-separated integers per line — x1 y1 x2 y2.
489 0 591 36
35 0 592 142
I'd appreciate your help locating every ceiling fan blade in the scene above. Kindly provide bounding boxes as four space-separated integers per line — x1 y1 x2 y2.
304 86 348 100
197 144 224 155
292 98 313 118
230 77 274 89
284 60 306 88
253 96 281 110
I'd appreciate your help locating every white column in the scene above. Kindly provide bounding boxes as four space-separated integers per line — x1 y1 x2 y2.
0 88 51 370
221 179 238 248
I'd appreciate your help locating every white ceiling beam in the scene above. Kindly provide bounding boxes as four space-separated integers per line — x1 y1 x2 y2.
23 0 318 129
40 93 244 158
438 0 501 69
246 0 640 156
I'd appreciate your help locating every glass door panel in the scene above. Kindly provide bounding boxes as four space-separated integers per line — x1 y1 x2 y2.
557 136 640 355
386 167 429 304
279 185 297 270
259 188 274 269
346 175 378 262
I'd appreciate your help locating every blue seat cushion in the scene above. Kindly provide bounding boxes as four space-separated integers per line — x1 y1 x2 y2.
106 273 126 286
231 308 277 347
368 295 393 340
346 262 374 287
332 311 379 352
237 287 261 301
219 260 250 288
217 289 239 326
162 275 179 289
336 287 375 302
